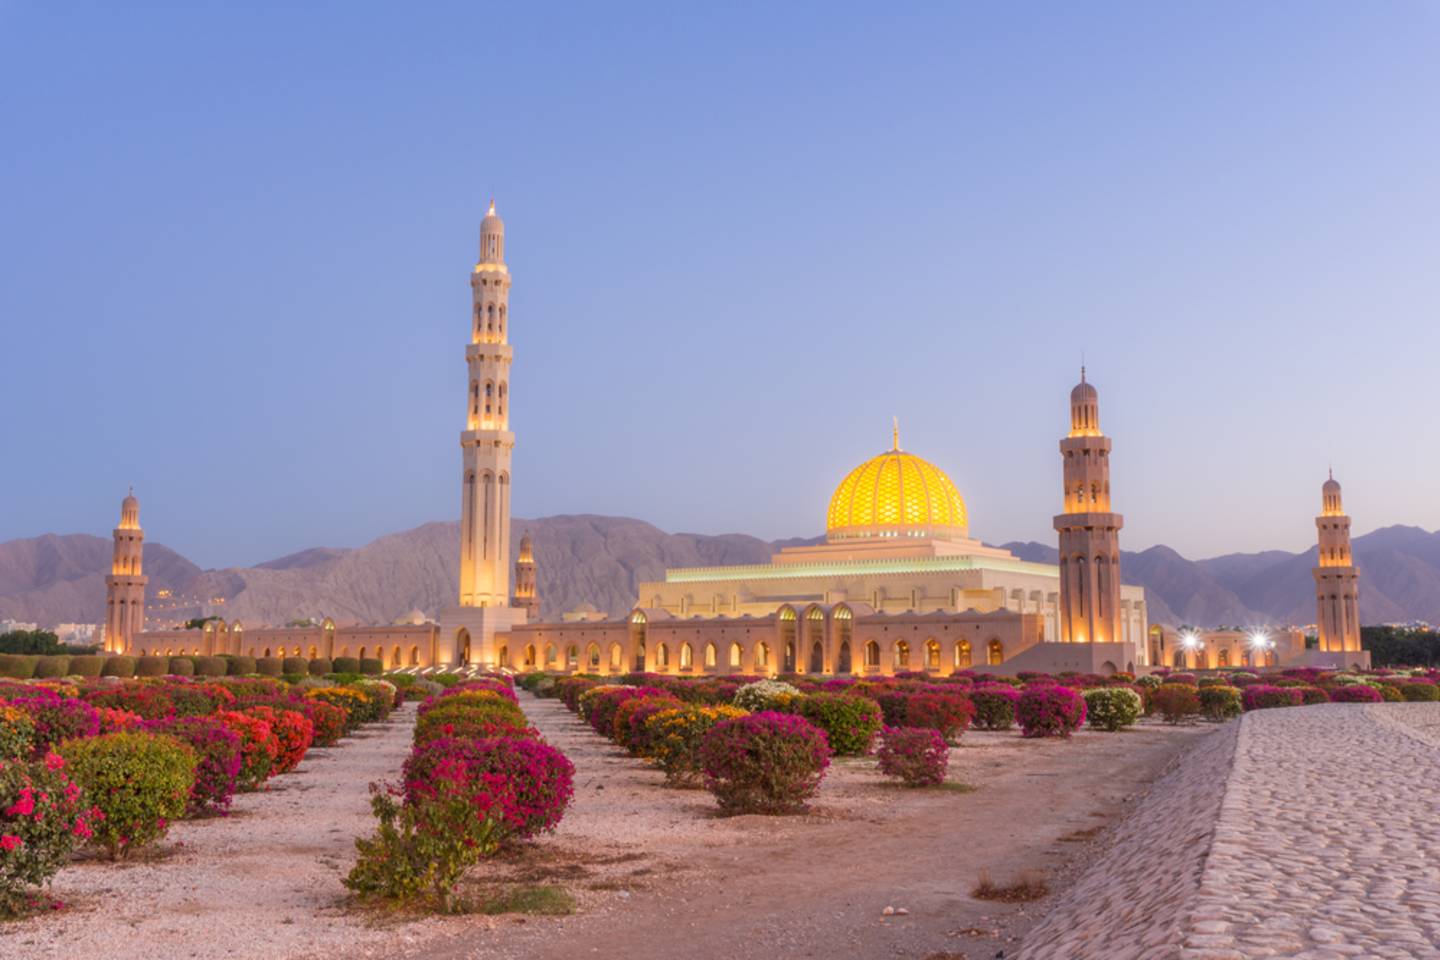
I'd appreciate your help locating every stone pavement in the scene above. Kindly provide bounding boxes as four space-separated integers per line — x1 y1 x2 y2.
1021 703 1440 960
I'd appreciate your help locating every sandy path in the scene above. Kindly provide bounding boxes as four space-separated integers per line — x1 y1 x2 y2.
5 705 456 960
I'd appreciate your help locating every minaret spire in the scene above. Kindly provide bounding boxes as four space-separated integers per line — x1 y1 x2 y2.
892 417 900 451
1313 472 1362 660
105 489 147 654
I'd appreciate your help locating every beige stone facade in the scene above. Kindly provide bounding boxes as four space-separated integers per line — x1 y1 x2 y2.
132 617 442 669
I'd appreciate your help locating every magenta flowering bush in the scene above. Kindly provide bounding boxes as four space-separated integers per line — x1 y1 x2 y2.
1241 685 1304 711
698 711 831 814
969 683 1022 730
585 686 668 738
0 753 101 914
402 735 574 841
1016 685 1087 739
875 727 949 786
440 679 519 705
1328 684 1384 703
14 697 101 755
145 717 243 816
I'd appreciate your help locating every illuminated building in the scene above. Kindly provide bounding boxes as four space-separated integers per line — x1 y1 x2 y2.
104 489 147 653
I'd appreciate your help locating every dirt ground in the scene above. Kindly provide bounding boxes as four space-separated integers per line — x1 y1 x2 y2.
393 695 1215 960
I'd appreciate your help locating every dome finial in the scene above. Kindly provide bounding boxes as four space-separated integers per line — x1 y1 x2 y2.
487 197 495 216
892 416 900 451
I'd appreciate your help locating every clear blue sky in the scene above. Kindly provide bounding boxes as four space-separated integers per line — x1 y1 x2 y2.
3 2 1438 569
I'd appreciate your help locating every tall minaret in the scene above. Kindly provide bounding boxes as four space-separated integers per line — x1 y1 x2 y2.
457 200 515 608
1053 370 1125 644
1313 471 1361 654
513 533 540 619
104 489 147 653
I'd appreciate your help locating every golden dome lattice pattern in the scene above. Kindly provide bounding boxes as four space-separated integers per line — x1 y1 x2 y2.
826 448 969 541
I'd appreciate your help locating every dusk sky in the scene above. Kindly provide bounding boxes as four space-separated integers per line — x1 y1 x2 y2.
4 3 1438 569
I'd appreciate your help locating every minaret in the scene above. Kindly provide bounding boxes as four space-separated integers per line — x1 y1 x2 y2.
1313 471 1361 654
104 489 148 654
1053 369 1125 644
457 200 514 608
513 533 540 619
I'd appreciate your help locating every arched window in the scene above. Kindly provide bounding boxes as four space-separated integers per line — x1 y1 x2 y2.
410 646 420 666
756 642 771 669
1218 648 1230 667
609 643 623 671
587 644 601 669
837 641 852 674
497 645 509 668
498 382 507 419
894 639 910 670
704 642 717 668
809 641 824 674
264 648 272 658
925 638 940 670
566 645 579 670
544 643 556 666
657 643 670 669
729 642 743 669
864 640 881 668
630 610 648 672
987 638 1004 666
309 645 318 659
679 643 693 670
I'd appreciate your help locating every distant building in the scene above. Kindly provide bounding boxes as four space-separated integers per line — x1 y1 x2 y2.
0 619 40 635
53 623 103 647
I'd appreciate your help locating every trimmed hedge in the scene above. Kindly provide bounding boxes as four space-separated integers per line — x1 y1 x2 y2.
0 654 39 679
307 658 333 676
332 657 360 674
34 656 71 679
168 657 195 676
101 656 137 678
137 655 169 677
193 656 228 677
282 657 308 675
228 656 257 676
359 658 383 676
256 657 283 677
68 655 105 678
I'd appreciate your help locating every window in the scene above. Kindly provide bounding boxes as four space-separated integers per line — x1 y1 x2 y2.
864 640 880 668
987 638 1003 666
956 639 972 668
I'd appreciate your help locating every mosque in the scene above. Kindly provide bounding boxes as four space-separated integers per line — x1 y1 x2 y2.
114 204 1367 675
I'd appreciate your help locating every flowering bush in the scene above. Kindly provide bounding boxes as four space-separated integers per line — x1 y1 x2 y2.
1082 687 1142 731
94 707 144 733
14 697 101 755
145 717 242 816
1241 685 1303 711
307 688 374 732
417 689 514 717
243 706 314 775
969 684 1022 730
402 736 574 841
1151 683 1201 724
1016 685 1087 738
789 693 882 756
643 704 748 786
167 682 236 717
1294 685 1330 705
81 684 176 721
898 693 975 744
299 699 348 747
612 695 682 754
413 709 536 747
438 679 518 705
1329 684 1384 703
59 732 197 860
213 710 281 789
732 679 802 713
0 707 36 761
1198 685 1244 721
584 686 667 738
875 727 949 786
0 753 100 914
556 677 600 712
698 712 831 814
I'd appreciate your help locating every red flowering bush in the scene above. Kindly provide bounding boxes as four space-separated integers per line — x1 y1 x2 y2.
94 707 144 733
900 693 975 744
59 732 197 860
1241 685 1304 711
413 697 530 746
13 697 101 755
145 717 243 816
789 693 882 756
0 753 101 914
875 727 949 786
167 682 236 717
612 695 682 754
242 706 314 775
1152 683 1202 724
1329 684 1384 703
969 684 1022 731
1016 685 1087 738
698 712 831 814
213 710 281 789
299 699 348 747
402 735 574 841
585 686 668 738
439 679 518 705
556 677 600 712
1294 685 1330 705
82 684 176 721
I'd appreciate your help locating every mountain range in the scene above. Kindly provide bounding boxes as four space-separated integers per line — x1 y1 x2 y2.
3 516 1439 631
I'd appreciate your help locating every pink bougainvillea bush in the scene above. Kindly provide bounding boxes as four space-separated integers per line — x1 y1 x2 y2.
402 735 575 841
875 727 949 787
12 697 101 756
145 717 243 816
1241 685 1304 711
1015 685 1087 739
1328 684 1384 703
899 693 975 744
698 711 832 814
0 753 101 914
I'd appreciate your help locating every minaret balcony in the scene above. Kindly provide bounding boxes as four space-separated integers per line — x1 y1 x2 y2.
466 343 513 362
461 428 515 447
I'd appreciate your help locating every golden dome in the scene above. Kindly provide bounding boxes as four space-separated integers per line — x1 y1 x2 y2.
826 433 968 541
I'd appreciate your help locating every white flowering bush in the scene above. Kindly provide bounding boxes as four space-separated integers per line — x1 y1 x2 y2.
733 680 801 713
1134 675 1163 690
1081 687 1143 731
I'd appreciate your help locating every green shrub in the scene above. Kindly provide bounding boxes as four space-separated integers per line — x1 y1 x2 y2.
1082 687 1142 731
281 657 306 675
332 657 360 674
228 656 257 676
256 658 283 677
59 731 199 860
101 656 136 678
193 656 227 677
168 657 195 676
1399 682 1440 702
33 656 71 679
359 658 383 676
308 658 333 676
790 693 883 756
0 655 39 679
1152 683 1201 724
1198 685 1243 721
432 673 464 688
137 655 169 677
67 655 104 678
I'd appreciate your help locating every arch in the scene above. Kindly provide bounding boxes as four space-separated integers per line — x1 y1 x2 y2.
704 642 717 669
410 645 420 666
809 641 824 674
893 639 910 670
609 643 623 672
680 642 694 671
359 646 368 662
837 641 852 674
524 644 537 669
263 647 272 658
925 638 941 670
629 610 648 672
587 643 601 670
656 643 670 669
729 641 743 669
391 646 402 667
308 645 318 659
955 639 972 668
544 643 556 666
566 644 579 670
456 630 472 666
1100 660 1118 676
987 638 1004 666
497 645 509 668
755 641 771 670
864 640 880 669
1218 648 1230 668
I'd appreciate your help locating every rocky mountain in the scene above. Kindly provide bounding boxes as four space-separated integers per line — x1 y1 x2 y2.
4 518 1440 630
